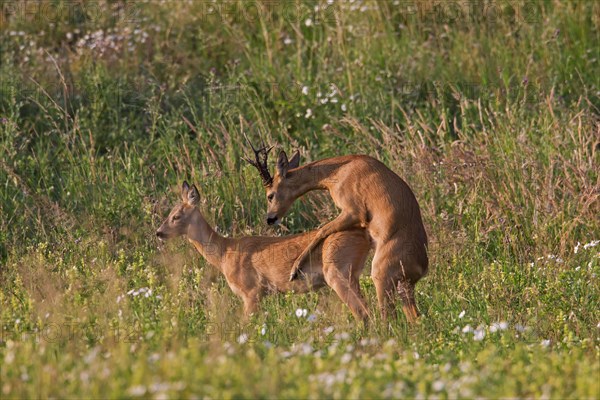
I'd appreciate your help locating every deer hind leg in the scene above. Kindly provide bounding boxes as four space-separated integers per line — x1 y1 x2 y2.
290 212 359 281
370 244 396 320
323 264 371 324
372 241 425 323
373 265 420 323
397 278 419 323
396 241 427 323
371 270 398 321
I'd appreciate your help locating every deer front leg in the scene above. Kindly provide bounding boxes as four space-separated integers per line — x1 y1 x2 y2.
289 212 359 281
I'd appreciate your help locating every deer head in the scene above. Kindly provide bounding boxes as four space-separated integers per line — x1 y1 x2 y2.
156 181 200 240
244 138 300 225
265 150 302 225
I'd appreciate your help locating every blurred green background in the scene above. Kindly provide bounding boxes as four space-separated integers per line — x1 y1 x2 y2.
0 1 598 398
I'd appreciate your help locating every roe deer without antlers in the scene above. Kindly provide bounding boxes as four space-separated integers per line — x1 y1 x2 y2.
245 145 428 323
156 181 372 322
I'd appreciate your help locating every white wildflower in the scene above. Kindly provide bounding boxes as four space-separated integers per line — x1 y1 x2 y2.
302 86 309 95
297 343 313 355
327 85 338 97
432 380 445 392
546 254 564 263
304 108 313 118
473 328 485 341
84 347 99 364
237 333 248 344
584 240 599 249
305 18 313 27
150 382 169 393
458 310 466 319
574 242 581 254
341 103 347 112
127 385 147 396
489 321 508 333
340 353 352 364
295 308 308 318
541 339 551 347
461 324 473 334
323 326 334 335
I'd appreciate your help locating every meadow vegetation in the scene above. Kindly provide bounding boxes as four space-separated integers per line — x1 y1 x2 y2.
0 0 599 398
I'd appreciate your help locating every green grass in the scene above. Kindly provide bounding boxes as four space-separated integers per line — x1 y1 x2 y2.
1 0 599 398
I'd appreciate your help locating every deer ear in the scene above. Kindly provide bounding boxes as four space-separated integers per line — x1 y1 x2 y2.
276 150 289 178
288 150 300 169
187 184 200 206
182 181 190 201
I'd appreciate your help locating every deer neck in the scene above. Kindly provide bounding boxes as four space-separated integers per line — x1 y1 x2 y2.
186 209 228 269
289 162 338 196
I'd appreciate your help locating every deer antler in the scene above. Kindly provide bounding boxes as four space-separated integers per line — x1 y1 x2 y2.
243 132 274 187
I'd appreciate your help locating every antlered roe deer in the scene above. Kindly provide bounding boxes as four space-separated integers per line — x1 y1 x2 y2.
156 181 372 322
246 146 428 322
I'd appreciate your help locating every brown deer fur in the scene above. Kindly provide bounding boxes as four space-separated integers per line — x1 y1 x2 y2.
259 153 428 322
156 182 372 322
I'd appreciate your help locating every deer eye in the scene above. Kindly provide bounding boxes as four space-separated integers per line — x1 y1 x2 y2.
172 214 181 221
267 193 275 202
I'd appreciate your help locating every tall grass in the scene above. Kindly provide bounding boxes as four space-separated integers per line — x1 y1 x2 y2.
1 0 599 398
